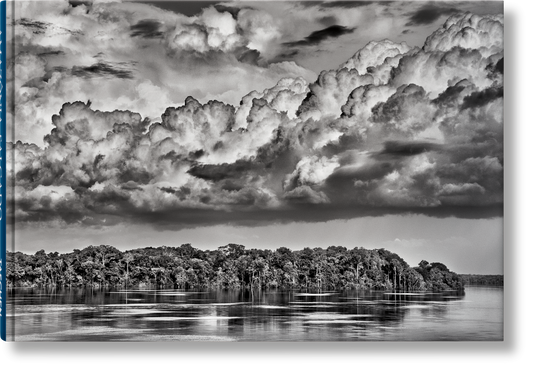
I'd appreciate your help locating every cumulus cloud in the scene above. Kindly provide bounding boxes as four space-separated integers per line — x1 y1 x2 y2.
341 40 412 74
7 0 316 144
236 8 282 54
284 155 339 190
297 68 375 120
8 10 504 229
371 84 436 138
423 13 503 54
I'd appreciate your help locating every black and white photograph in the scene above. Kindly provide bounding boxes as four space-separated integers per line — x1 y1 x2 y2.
4 0 504 342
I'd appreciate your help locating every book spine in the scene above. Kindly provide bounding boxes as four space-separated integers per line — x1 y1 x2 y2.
0 0 6 342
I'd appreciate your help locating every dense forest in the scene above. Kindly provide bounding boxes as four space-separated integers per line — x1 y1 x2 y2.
6 244 464 291
459 274 504 286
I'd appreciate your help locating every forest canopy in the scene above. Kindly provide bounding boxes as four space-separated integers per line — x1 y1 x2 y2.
7 244 464 291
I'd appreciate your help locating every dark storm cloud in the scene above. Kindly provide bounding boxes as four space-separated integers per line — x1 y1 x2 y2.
431 82 468 107
159 186 177 194
283 25 356 48
406 4 458 26
71 62 135 79
461 86 503 110
37 50 65 57
189 149 206 160
187 160 264 182
237 49 262 66
89 203 504 231
130 19 164 39
69 0 93 8
378 141 442 157
11 198 501 229
486 57 503 74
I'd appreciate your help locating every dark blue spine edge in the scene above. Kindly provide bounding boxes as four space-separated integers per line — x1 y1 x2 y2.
0 0 6 342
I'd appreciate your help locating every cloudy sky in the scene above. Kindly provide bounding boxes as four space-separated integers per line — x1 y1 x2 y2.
6 1 503 274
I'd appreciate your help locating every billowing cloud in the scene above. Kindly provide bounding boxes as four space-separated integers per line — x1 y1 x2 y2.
340 40 412 78
7 0 316 144
423 12 503 53
8 9 503 229
297 68 375 120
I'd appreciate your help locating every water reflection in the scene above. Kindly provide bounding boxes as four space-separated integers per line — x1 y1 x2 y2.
6 287 502 341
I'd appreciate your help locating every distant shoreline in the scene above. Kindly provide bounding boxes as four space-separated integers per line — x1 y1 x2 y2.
459 274 504 286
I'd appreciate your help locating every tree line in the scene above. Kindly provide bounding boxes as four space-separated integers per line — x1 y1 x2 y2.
459 274 503 286
6 244 464 291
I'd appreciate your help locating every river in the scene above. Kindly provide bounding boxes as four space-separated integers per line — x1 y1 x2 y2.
6 286 503 341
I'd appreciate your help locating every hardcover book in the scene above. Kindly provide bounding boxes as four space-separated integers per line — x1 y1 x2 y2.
0 0 503 342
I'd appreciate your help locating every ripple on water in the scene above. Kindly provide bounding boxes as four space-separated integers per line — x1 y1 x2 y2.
141 316 243 321
296 313 374 319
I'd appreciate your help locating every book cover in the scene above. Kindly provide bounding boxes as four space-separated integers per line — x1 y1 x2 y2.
1 0 503 342
0 0 5 344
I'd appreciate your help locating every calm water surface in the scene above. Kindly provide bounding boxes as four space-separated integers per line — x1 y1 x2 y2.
6 286 503 341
